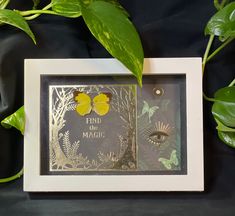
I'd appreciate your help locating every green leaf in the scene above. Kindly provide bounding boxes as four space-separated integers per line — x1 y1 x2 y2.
215 118 235 132
205 2 235 40
0 9 36 44
212 86 235 128
82 0 129 16
1 106 25 135
82 1 144 85
0 0 9 9
98 0 129 17
212 86 235 148
218 131 235 148
52 0 81 18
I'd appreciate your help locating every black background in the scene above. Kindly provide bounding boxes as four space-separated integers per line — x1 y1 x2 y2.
0 0 235 215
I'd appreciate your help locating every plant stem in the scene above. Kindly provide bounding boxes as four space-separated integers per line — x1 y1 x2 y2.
214 0 227 10
220 0 228 8
24 3 53 21
19 9 57 17
229 78 235 87
202 35 215 75
203 35 234 101
206 37 235 63
202 35 215 102
203 0 228 72
214 0 221 10
203 93 227 103
0 167 23 183
203 92 217 102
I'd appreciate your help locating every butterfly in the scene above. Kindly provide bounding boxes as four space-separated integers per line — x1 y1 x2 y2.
74 91 111 116
138 101 159 123
158 150 179 170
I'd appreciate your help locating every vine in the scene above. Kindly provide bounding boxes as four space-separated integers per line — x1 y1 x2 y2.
0 0 143 183
203 0 235 148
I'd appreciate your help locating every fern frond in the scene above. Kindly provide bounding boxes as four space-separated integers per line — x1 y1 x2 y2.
62 131 71 157
71 140 80 158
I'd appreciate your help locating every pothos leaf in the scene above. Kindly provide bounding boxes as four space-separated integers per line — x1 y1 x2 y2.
218 131 235 148
97 0 129 17
205 2 235 41
0 9 36 44
51 0 82 18
83 0 129 16
212 86 235 147
1 106 25 135
215 118 235 132
212 86 235 128
82 1 144 85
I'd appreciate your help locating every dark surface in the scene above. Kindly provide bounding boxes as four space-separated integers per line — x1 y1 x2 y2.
0 0 235 215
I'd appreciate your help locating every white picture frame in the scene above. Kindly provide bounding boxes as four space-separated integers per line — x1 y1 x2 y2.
24 58 203 192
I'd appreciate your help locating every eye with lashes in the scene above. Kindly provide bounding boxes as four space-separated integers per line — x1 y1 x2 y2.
143 121 171 147
147 131 169 146
149 131 169 143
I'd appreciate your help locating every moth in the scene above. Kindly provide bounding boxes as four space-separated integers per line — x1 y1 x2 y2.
158 150 179 170
138 100 159 123
73 91 112 116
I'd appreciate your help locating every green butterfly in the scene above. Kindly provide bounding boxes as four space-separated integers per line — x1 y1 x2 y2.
158 150 179 170
138 101 159 123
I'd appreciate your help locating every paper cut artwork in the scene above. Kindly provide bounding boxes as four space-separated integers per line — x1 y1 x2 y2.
42 76 186 175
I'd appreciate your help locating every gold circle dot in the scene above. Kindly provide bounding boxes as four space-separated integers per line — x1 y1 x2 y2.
153 87 164 96
156 90 161 95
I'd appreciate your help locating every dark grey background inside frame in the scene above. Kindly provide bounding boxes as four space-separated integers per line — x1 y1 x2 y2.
40 74 186 175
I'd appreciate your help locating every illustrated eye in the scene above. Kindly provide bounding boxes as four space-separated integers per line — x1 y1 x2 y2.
149 131 169 144
143 121 171 147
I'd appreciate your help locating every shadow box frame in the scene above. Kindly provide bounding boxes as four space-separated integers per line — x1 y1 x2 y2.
24 58 204 192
